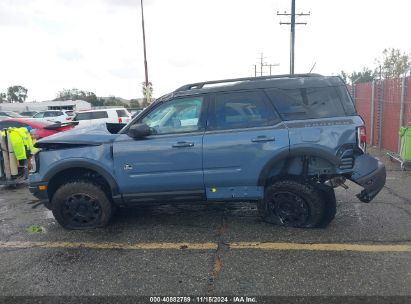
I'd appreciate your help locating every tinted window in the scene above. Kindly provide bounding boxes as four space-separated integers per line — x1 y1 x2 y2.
265 86 352 120
116 110 129 117
75 111 108 121
44 111 61 117
74 112 90 121
65 111 74 116
34 112 45 118
0 111 21 118
92 111 109 119
141 97 203 134
0 121 27 129
210 91 277 130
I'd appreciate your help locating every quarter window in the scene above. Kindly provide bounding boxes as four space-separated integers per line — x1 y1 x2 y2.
265 86 349 120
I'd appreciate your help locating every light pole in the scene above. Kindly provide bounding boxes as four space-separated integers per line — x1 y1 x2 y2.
140 0 149 101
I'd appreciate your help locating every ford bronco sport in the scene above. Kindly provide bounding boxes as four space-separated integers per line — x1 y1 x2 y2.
29 74 386 229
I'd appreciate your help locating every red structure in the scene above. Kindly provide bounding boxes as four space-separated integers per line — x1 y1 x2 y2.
352 77 411 152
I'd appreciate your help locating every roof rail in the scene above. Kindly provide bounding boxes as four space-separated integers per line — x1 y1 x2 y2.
174 73 322 92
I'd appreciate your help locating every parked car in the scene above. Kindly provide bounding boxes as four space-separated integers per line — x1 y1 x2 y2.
0 111 23 118
32 110 74 123
73 108 131 127
0 118 74 139
29 74 386 230
19 111 39 117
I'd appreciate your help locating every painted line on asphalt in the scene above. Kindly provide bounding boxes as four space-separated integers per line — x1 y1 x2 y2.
0 241 410 253
229 242 411 252
0 241 217 250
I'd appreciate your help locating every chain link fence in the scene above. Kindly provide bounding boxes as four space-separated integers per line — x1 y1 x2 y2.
352 77 411 152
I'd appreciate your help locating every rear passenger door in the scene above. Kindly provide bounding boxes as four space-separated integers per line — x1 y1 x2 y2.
203 90 289 200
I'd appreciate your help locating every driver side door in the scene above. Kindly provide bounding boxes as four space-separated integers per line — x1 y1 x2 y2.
113 96 207 204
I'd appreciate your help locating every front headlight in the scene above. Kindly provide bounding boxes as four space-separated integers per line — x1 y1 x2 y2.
29 153 39 173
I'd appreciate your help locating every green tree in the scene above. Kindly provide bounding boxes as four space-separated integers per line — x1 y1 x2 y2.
338 70 348 83
0 92 6 103
55 88 104 107
6 85 28 103
349 68 375 84
375 48 411 79
129 98 142 109
104 96 127 107
339 68 375 84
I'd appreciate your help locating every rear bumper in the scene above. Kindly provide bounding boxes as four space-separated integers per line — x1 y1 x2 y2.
349 154 386 203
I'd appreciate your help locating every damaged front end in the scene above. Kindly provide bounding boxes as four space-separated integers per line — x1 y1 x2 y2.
349 154 386 203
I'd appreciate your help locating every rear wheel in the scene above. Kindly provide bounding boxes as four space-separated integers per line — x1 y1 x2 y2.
258 180 326 228
317 186 336 228
51 181 113 229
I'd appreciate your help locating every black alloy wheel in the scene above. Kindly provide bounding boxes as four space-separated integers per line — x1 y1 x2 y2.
62 193 102 227
270 191 310 226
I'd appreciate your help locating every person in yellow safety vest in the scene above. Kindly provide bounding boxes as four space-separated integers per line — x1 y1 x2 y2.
1 128 38 161
14 127 38 155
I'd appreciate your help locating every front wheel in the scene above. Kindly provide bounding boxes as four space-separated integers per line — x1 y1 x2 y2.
258 180 326 228
51 181 113 229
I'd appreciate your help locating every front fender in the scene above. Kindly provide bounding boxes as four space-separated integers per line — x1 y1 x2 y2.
42 158 119 196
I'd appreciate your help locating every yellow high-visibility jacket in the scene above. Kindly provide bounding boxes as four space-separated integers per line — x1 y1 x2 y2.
14 127 38 154
0 127 38 161
7 128 27 160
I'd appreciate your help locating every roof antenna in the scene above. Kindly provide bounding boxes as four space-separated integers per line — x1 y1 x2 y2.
309 62 316 73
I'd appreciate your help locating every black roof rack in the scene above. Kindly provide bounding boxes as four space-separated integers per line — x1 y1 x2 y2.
174 73 322 92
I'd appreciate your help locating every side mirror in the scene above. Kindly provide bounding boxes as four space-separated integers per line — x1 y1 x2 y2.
127 123 151 139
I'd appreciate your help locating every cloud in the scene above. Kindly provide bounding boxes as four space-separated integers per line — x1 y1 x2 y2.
56 48 84 61
109 66 139 79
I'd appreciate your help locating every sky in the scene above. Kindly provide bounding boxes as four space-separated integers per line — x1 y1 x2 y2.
0 0 410 102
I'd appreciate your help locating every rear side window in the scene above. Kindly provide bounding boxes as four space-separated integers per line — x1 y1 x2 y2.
209 91 278 130
75 112 92 121
75 111 108 121
265 86 354 120
116 110 129 117
92 111 109 119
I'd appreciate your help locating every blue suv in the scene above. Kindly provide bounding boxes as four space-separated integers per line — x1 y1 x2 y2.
29 74 386 229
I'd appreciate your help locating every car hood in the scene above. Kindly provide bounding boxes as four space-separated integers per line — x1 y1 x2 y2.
35 123 120 148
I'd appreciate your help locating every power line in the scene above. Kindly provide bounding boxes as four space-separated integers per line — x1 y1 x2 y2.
277 0 310 75
254 53 279 77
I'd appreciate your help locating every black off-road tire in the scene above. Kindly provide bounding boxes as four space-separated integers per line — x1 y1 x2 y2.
43 200 53 210
317 186 337 228
258 180 326 228
51 181 113 229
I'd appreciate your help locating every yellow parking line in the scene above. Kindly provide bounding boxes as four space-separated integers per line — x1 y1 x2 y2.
0 241 217 250
0 241 410 253
229 242 411 252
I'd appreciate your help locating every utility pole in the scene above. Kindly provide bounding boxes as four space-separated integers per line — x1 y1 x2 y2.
140 0 149 101
259 53 265 76
277 0 310 74
254 53 279 77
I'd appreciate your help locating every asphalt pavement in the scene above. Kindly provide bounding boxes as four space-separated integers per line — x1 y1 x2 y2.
0 148 410 302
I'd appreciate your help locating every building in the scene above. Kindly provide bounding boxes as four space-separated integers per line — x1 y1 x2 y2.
0 100 91 112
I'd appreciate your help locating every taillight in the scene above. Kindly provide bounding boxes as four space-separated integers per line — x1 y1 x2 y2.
118 117 123 123
357 126 367 152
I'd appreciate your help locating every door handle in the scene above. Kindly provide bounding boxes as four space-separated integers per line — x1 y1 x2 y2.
251 136 275 143
172 141 195 148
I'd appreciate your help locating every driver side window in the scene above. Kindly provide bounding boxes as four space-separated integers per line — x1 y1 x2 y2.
141 97 204 135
